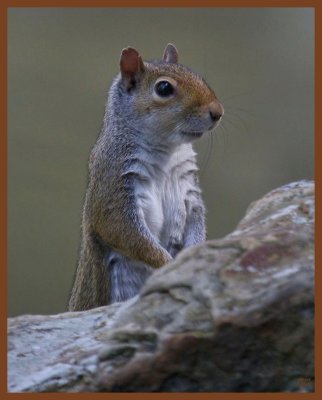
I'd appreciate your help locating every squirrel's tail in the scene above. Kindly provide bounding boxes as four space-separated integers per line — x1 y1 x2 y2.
67 231 110 312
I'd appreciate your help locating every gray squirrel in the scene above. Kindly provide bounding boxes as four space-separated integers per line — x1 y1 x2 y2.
68 43 223 311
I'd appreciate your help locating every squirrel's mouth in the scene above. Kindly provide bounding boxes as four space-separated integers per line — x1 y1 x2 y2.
182 131 204 138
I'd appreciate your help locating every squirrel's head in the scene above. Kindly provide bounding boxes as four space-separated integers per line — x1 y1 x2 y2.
113 43 224 145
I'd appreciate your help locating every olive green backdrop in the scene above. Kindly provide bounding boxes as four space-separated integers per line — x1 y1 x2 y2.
8 8 314 316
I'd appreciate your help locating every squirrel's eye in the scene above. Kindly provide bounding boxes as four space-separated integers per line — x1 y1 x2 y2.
155 80 174 97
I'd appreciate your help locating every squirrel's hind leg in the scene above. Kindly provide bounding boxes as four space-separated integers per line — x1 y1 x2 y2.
105 250 153 304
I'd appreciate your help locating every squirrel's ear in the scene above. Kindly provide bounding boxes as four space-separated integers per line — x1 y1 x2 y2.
163 43 179 64
120 47 145 89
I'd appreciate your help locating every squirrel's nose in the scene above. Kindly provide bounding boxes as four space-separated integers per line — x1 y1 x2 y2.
209 110 222 122
209 101 224 122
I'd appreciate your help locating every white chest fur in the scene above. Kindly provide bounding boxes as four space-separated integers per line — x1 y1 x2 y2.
133 143 198 247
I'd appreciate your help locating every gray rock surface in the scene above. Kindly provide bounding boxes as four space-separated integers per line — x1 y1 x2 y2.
8 180 314 392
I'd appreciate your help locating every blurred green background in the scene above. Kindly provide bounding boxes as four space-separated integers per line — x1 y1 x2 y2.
8 8 314 317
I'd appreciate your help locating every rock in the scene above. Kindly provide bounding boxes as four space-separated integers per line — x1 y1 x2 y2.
8 180 314 392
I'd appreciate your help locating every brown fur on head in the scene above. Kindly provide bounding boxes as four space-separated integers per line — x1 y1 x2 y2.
117 43 224 144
